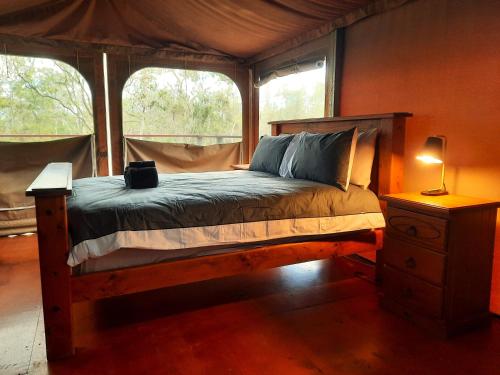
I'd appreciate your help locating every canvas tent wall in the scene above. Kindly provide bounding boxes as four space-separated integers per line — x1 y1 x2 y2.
0 1 409 59
0 0 411 174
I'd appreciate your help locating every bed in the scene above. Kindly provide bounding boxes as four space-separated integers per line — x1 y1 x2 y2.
69 171 385 272
26 112 410 360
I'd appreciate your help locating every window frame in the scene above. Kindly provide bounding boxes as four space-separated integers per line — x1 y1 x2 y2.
257 61 327 138
106 54 251 174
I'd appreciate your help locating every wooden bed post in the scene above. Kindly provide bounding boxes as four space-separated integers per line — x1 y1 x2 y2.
26 163 74 360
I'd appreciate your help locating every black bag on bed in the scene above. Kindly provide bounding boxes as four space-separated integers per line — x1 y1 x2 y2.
124 160 159 189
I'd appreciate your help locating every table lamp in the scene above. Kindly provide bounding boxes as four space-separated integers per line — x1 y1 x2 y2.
416 135 448 196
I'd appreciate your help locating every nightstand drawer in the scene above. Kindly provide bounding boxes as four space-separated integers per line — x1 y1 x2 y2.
383 265 443 318
386 207 448 251
384 236 446 285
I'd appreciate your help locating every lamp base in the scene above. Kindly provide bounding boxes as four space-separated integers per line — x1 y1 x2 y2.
421 188 448 196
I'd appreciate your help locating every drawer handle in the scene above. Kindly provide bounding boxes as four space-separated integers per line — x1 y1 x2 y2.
388 216 442 240
406 225 417 237
405 257 417 269
402 287 413 299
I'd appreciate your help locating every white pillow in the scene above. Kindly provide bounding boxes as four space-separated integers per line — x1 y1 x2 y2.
350 128 378 189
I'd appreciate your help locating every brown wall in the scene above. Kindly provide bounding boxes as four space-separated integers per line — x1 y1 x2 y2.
340 0 500 312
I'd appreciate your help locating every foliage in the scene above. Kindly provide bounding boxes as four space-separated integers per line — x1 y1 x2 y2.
123 67 325 144
259 68 325 137
0 56 325 145
122 68 242 145
0 55 92 141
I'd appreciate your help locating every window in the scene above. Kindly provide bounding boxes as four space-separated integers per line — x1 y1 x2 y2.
259 63 326 137
0 55 93 142
122 68 242 145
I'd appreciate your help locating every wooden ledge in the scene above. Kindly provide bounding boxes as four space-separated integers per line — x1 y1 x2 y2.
381 192 499 212
231 163 250 170
268 113 412 125
26 162 73 197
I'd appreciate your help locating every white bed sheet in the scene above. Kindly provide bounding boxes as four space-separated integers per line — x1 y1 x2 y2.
75 212 385 274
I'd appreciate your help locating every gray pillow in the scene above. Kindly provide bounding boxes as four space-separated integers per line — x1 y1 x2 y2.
249 135 294 175
278 132 306 178
290 127 358 191
350 128 378 189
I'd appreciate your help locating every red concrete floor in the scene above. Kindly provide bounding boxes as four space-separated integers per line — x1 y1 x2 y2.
1 235 499 375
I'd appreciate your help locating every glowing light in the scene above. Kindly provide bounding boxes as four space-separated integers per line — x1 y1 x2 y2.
416 155 443 164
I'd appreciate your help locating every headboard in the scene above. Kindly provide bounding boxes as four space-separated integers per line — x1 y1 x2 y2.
270 113 412 197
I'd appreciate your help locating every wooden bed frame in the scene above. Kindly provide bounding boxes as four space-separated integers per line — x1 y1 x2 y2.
26 112 411 360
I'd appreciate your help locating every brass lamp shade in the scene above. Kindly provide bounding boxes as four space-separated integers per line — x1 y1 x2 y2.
416 136 448 196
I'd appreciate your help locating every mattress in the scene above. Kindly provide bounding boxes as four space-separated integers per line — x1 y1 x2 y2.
67 170 385 269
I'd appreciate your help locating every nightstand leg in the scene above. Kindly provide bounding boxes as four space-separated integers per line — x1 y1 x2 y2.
375 249 384 284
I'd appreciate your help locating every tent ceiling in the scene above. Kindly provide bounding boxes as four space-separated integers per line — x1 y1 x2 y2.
0 0 375 60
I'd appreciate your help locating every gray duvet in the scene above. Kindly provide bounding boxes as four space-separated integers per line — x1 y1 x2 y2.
67 170 381 247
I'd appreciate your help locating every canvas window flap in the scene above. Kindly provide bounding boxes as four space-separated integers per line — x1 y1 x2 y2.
0 135 95 235
124 137 241 173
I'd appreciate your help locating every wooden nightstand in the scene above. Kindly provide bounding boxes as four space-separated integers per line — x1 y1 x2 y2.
379 193 498 337
230 163 250 170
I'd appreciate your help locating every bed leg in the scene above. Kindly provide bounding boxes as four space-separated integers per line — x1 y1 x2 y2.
34 195 74 360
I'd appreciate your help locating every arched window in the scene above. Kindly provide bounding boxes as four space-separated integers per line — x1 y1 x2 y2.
0 55 93 141
122 68 242 145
